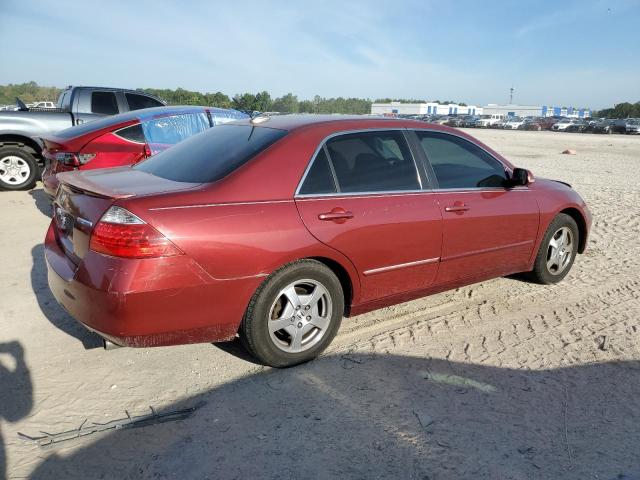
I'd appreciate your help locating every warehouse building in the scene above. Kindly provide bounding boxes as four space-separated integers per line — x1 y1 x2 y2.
371 101 483 116
482 103 592 118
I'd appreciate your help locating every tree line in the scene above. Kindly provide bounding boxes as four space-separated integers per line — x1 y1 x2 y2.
2 82 637 118
0 81 467 115
593 102 640 119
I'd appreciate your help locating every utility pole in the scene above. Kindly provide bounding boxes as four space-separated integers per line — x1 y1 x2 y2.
509 87 515 104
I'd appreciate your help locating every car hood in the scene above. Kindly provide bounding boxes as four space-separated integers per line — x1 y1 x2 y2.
57 167 201 199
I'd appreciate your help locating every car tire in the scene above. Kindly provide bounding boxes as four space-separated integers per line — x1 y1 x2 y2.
240 259 344 367
0 146 38 191
527 213 579 285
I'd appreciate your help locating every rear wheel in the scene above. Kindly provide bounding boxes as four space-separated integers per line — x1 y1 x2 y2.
0 146 38 190
527 214 579 284
240 260 344 367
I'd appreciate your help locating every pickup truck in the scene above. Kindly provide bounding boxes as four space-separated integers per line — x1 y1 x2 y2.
0 86 165 190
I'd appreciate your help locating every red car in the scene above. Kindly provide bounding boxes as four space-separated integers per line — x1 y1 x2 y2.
45 115 591 367
41 106 248 197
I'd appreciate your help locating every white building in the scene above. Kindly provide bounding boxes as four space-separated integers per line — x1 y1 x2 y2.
482 103 592 118
370 101 482 116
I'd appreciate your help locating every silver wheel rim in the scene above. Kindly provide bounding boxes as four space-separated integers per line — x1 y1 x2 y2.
546 227 574 275
268 279 333 354
0 155 31 185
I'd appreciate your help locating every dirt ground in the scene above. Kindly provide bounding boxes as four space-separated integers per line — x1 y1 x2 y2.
1 129 639 479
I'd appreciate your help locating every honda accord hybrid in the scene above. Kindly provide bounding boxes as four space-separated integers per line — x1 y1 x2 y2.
45 115 591 367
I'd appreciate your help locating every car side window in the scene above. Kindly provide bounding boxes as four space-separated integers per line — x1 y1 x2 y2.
416 131 507 189
299 148 337 195
126 93 164 111
324 131 420 193
91 91 119 115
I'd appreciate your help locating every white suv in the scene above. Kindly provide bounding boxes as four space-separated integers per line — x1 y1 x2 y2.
476 114 505 128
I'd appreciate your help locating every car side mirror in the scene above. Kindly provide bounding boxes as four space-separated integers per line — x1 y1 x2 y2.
510 168 534 186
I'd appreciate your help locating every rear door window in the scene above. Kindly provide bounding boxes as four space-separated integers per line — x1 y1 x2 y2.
416 131 507 189
91 91 119 115
324 131 420 193
135 124 287 183
125 93 164 111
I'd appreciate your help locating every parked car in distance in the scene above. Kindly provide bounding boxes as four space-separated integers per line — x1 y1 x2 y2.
29 101 57 109
564 120 589 133
502 116 526 130
476 114 505 128
590 119 615 134
45 115 591 367
41 106 248 197
523 117 558 131
552 118 579 131
610 118 633 134
430 116 451 125
626 119 640 134
0 86 166 191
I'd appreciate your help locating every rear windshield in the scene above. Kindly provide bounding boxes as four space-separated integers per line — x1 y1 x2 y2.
135 124 287 183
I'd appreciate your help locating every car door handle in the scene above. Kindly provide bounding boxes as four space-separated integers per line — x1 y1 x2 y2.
444 204 470 212
318 210 354 222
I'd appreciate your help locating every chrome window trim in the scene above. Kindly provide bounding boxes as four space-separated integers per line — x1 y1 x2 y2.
294 128 424 197
295 186 530 200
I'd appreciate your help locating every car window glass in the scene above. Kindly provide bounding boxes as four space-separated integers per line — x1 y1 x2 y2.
416 131 507 189
91 91 119 115
140 112 211 155
135 125 287 183
126 93 164 111
299 148 336 195
115 124 145 143
325 131 420 193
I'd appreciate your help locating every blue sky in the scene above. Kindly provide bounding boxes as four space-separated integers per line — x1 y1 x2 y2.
1 0 639 108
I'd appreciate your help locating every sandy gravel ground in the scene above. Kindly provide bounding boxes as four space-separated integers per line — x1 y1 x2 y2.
1 130 639 479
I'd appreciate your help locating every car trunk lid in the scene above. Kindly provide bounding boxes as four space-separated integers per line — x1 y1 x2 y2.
54 168 200 264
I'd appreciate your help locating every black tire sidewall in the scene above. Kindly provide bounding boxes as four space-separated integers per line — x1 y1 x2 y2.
241 260 344 367
0 146 38 190
533 214 579 284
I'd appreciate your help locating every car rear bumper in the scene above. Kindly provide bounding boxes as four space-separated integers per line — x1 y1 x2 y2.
44 222 261 347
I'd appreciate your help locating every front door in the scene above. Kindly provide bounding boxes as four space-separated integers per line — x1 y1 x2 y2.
413 130 539 285
295 130 442 303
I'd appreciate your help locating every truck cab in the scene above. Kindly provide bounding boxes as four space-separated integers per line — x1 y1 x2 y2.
0 86 165 190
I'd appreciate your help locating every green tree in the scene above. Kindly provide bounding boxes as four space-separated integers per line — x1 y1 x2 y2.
272 93 299 113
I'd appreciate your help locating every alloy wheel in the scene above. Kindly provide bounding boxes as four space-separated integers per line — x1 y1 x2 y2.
546 227 574 275
268 279 333 353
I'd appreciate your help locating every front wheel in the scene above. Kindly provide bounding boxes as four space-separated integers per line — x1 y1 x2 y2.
240 260 344 367
527 214 579 284
0 146 38 190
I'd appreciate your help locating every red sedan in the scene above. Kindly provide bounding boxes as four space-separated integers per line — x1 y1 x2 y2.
45 115 591 367
41 106 248 197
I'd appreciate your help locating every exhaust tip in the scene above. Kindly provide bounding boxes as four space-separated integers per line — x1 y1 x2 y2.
103 339 122 350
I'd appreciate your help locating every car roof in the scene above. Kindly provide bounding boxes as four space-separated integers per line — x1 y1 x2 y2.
233 114 434 132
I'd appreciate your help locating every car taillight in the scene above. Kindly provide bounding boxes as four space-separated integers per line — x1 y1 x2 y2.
55 152 96 167
89 206 182 259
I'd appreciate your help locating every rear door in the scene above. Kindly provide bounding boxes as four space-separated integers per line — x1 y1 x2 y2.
413 130 539 285
295 130 442 303
75 90 121 125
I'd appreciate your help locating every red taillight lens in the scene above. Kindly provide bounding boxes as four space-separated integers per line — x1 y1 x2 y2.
89 206 182 259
